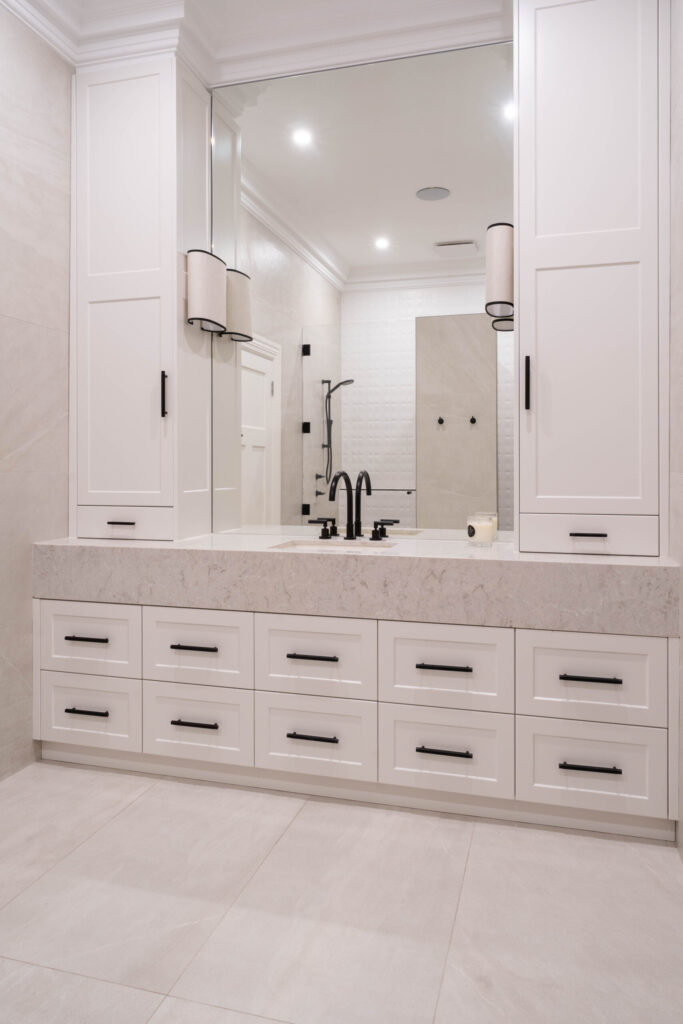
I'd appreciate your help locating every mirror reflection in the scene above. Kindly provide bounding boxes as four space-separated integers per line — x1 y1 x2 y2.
212 42 513 533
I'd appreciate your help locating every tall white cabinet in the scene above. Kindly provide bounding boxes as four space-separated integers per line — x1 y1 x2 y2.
72 56 213 541
518 0 664 556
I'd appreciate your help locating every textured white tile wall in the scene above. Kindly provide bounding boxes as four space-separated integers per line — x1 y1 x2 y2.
340 282 515 531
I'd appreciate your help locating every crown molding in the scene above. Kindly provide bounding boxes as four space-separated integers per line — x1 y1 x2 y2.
0 0 78 62
343 270 486 293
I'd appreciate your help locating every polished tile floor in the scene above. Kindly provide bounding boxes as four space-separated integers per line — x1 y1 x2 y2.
0 763 682 1023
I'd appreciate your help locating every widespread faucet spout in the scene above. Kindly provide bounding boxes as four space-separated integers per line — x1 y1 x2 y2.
354 470 372 537
329 471 355 540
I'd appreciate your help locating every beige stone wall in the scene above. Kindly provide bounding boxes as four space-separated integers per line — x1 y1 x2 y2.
0 9 71 778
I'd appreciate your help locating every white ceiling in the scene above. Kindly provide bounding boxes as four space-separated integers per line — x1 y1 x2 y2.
218 44 513 283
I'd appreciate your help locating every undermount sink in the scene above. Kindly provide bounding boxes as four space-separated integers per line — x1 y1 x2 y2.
272 539 397 553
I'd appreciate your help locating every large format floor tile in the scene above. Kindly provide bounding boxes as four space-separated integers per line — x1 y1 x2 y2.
0 762 154 909
0 779 304 993
173 799 473 1024
0 956 161 1024
150 995 292 1023
434 822 683 1024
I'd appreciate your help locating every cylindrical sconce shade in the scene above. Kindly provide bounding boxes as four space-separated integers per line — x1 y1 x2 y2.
485 222 514 318
224 269 253 342
492 316 514 332
186 249 227 333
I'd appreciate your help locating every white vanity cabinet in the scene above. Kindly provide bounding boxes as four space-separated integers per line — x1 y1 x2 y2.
517 0 662 555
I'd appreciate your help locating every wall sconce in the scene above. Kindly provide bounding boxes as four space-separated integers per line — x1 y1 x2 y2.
186 249 227 333
485 222 514 319
492 316 514 332
223 268 253 342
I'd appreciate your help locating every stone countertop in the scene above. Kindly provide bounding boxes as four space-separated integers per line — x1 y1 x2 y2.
33 529 680 637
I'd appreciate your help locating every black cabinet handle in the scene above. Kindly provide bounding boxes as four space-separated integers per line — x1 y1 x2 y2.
524 355 531 410
415 662 473 673
286 653 339 663
65 707 109 718
569 532 608 538
171 719 219 730
416 745 473 759
559 761 622 775
286 731 339 744
64 635 109 644
170 643 219 653
559 673 623 685
106 520 136 526
161 370 168 417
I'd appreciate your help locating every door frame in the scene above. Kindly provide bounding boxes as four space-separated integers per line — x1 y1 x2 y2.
239 334 282 525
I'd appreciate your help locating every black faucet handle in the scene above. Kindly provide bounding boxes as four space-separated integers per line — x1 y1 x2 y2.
308 516 336 540
370 521 385 542
377 518 400 538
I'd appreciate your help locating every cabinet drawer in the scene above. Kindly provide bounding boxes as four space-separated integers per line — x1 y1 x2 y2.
143 607 253 688
255 614 377 700
378 703 514 798
40 671 141 751
379 621 514 712
77 506 174 541
519 514 659 556
255 691 377 781
516 716 668 819
40 600 141 678
143 680 253 766
516 630 668 726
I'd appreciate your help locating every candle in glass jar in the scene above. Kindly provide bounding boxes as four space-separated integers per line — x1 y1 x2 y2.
467 514 495 544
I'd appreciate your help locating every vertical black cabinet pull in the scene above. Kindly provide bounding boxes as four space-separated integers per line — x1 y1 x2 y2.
161 370 168 417
64 635 109 644
65 707 110 718
524 355 531 411
559 761 622 775
416 745 473 759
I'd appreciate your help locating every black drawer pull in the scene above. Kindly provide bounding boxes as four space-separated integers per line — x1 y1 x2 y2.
286 653 339 663
559 673 623 685
106 520 136 526
559 761 622 775
416 745 473 759
416 662 473 673
65 707 109 718
161 370 168 417
524 354 531 411
569 532 608 538
170 643 219 653
286 731 339 744
64 635 109 644
171 719 219 730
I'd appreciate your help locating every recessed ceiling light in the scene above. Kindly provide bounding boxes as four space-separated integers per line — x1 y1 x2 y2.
503 101 516 122
374 237 390 250
292 127 313 147
416 186 450 202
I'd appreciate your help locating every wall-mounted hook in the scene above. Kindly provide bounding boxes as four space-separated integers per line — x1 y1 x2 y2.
437 417 444 425
470 416 477 424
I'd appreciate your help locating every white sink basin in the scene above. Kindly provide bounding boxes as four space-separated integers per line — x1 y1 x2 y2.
271 539 397 553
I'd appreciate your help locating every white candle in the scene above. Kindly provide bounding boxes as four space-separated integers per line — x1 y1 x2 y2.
467 515 495 544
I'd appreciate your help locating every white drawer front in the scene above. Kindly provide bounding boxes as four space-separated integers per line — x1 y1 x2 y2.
143 680 254 766
378 703 514 798
40 600 141 678
143 607 254 688
519 514 659 556
77 506 174 541
379 621 514 712
516 630 668 727
255 614 377 700
516 716 668 819
40 671 141 752
255 691 377 781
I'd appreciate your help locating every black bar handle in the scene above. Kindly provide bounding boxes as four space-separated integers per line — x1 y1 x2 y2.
569 532 608 538
286 731 339 744
286 653 339 663
559 761 622 775
171 718 219 730
161 370 168 417
170 643 219 653
106 520 136 526
524 355 531 410
416 745 473 759
64 635 109 644
559 673 623 685
65 707 110 718
416 662 473 673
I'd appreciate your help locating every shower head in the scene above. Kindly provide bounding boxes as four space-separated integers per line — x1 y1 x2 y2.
327 379 354 395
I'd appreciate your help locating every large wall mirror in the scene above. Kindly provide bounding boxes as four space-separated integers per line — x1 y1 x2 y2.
212 42 513 533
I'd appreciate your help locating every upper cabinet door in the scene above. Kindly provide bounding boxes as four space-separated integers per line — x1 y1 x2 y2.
518 0 660 516
75 60 175 507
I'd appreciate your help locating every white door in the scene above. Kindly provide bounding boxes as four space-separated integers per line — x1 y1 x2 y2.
240 340 281 525
518 0 659 516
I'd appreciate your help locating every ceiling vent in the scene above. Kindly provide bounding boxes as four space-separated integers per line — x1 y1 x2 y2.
433 240 478 258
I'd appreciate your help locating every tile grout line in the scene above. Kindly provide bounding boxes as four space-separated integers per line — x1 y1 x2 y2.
164 795 311 998
157 992 295 1024
0 951 167 999
429 820 477 1024
0 771 161 916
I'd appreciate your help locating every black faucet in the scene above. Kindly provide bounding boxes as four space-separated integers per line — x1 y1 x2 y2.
354 470 372 537
329 471 355 540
